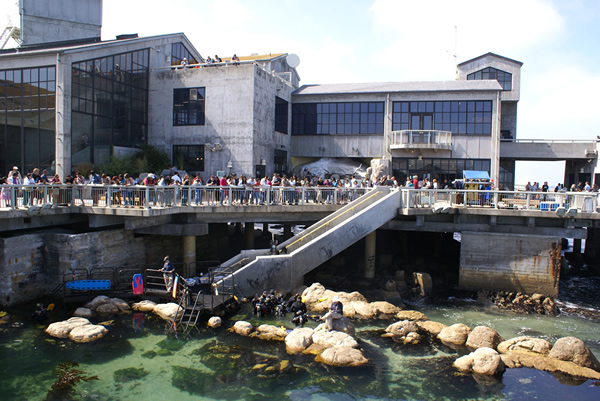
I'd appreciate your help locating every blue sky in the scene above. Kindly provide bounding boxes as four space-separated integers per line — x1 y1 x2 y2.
6 0 600 185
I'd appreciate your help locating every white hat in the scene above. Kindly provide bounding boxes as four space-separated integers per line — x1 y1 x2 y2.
13 166 18 170
333 296 341 302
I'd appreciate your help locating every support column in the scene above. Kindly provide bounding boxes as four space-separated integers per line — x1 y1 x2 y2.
262 223 269 237
573 238 582 254
365 231 376 279
245 223 255 250
283 224 292 240
183 236 196 276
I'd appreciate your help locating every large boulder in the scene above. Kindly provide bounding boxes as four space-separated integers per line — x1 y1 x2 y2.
45 317 91 339
396 310 428 321
413 272 432 297
466 326 504 351
548 337 600 371
416 320 447 336
255 324 288 341
285 327 314 354
315 346 369 367
111 298 131 313
383 320 422 345
232 321 253 336
68 324 108 343
131 300 156 312
207 316 222 328
72 307 93 319
437 323 471 347
312 329 359 350
345 301 375 319
84 295 111 311
370 301 402 319
497 336 551 356
500 351 600 380
453 347 505 375
152 303 181 320
95 302 120 317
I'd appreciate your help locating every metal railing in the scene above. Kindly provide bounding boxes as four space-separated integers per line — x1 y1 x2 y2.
390 130 452 149
401 188 599 213
0 184 372 210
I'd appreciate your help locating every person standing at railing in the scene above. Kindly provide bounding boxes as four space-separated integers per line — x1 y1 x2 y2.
7 166 21 183
123 173 136 207
160 255 175 292
192 175 204 205
206 175 218 205
23 173 35 207
219 174 229 206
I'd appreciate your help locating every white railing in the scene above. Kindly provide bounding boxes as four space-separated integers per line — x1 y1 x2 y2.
0 184 372 210
390 130 452 149
400 189 599 213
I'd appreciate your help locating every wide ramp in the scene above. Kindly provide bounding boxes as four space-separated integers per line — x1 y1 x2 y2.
215 187 400 297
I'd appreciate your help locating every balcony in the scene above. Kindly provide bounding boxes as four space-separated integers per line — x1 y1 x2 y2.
390 130 452 151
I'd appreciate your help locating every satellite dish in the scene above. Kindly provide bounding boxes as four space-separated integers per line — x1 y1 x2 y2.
286 53 300 68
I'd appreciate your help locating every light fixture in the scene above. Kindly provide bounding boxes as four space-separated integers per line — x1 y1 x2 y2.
226 160 233 169
555 207 566 217
260 159 266 166
417 153 423 161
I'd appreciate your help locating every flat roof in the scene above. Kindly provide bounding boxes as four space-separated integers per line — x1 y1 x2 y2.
293 80 502 95
222 53 286 62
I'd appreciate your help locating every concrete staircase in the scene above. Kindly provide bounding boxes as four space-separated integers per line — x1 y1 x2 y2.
214 187 401 297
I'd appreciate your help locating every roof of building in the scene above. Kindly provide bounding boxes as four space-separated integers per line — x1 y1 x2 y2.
0 32 199 59
293 80 502 95
457 52 523 67
221 53 286 62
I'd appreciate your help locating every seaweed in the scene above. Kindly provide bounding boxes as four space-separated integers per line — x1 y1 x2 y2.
45 360 99 400
113 367 149 383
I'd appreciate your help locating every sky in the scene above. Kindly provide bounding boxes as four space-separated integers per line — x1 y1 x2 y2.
4 0 600 185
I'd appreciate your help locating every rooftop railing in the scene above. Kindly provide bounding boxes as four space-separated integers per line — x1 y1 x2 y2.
390 130 452 150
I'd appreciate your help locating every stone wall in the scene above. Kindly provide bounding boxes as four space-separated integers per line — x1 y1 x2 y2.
459 232 561 297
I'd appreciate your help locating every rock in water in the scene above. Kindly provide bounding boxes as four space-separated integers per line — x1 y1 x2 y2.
315 346 369 367
548 336 600 371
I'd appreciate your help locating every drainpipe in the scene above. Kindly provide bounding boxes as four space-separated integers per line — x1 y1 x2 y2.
492 90 501 186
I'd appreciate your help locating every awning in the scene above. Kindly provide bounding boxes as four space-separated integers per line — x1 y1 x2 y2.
463 170 490 180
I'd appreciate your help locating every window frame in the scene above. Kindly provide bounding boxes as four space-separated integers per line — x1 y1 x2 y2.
173 87 206 126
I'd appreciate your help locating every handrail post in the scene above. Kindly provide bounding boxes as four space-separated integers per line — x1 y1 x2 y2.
107 186 112 208
145 187 149 209
526 193 531 209
494 191 499 209
266 187 270 205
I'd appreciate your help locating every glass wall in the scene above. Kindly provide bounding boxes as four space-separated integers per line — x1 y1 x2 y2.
467 67 512 91
292 102 384 135
392 157 491 185
392 101 492 135
171 43 198 66
0 66 56 175
71 49 149 168
274 96 288 134
173 88 205 126
173 145 204 172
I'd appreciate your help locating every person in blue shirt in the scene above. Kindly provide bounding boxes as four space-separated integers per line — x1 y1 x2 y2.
160 255 175 291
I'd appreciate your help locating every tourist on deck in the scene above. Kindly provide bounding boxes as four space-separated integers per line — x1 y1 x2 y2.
160 255 175 291
7 166 21 183
321 296 343 331
180 57 189 69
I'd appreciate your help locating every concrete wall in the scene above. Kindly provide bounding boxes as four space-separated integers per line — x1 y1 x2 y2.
149 63 294 179
459 231 561 296
0 229 180 306
20 0 102 45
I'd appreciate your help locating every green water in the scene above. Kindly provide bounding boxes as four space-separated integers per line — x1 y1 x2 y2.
1 299 599 401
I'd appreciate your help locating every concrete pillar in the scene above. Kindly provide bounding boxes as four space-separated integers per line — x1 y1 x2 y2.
364 231 376 279
262 223 269 237
245 223 255 250
283 224 292 240
459 232 561 297
573 238 582 254
235 222 243 235
183 235 196 276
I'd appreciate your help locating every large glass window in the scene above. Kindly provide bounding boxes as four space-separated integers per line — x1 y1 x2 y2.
71 49 149 167
392 157 490 185
0 66 56 174
292 102 384 135
274 96 288 134
173 145 204 172
467 67 512 91
171 43 198 66
173 88 205 126
274 149 287 175
392 101 492 135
